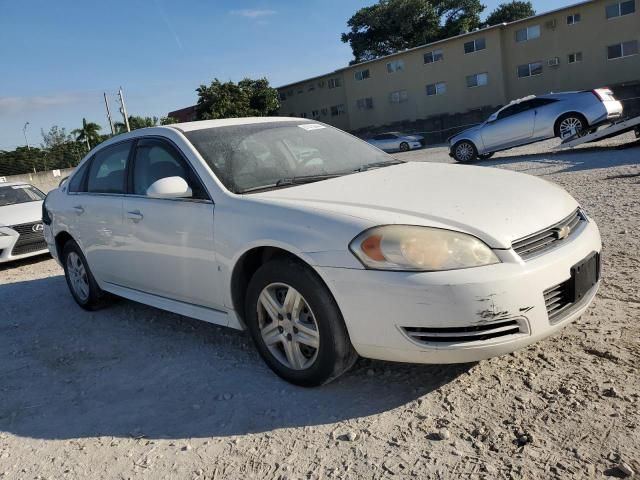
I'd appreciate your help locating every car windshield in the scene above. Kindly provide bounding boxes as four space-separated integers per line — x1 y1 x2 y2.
184 121 397 193
0 184 45 206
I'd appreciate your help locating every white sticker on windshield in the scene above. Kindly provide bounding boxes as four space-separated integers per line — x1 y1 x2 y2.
298 124 326 131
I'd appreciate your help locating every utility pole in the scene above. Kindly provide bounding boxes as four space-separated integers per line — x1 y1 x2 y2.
104 92 115 135
23 122 30 151
117 87 131 132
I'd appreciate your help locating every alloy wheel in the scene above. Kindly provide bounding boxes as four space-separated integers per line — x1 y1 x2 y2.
559 117 583 138
257 283 320 370
67 252 90 302
455 142 474 162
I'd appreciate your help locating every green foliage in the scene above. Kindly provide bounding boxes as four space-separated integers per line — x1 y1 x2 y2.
0 125 87 176
342 0 485 63
160 116 179 125
485 1 535 25
71 118 102 149
195 78 280 120
114 115 160 133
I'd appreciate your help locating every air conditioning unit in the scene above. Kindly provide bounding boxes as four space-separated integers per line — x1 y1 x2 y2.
548 57 560 67
545 19 557 29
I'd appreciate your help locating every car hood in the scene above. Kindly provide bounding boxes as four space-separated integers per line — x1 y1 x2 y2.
253 162 578 249
448 124 483 142
0 201 43 228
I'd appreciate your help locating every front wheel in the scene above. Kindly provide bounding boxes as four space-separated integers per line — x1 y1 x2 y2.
245 258 357 386
62 239 108 310
452 140 478 163
399 142 410 152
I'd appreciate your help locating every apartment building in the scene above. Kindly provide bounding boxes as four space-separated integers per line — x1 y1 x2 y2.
277 0 639 132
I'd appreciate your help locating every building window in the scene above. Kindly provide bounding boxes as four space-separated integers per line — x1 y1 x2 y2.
606 0 635 18
515 25 541 42
328 77 341 89
312 110 320 119
279 92 286 101
389 90 409 104
423 49 444 64
386 60 404 73
568 52 583 63
354 69 371 81
287 90 294 97
464 38 486 54
330 104 346 116
307 84 315 92
466 72 488 88
566 13 581 24
517 62 543 78
426 82 447 96
356 97 374 110
607 40 639 59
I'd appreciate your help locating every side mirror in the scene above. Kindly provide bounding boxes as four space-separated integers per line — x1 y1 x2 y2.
146 176 192 199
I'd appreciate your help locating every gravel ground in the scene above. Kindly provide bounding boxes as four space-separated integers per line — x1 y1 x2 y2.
1 133 639 479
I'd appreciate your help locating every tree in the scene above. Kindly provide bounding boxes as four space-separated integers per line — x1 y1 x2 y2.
195 78 279 120
160 116 179 125
114 115 159 133
71 118 102 150
485 1 535 26
341 0 486 63
41 125 72 149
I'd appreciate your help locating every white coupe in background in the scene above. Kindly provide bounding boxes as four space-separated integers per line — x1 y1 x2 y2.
0 182 49 263
43 118 601 386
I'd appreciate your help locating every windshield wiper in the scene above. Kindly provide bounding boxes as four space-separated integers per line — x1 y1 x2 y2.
352 158 405 172
237 173 343 194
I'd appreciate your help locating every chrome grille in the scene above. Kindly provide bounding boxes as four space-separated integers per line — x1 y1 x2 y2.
10 221 47 257
402 319 524 344
543 281 572 324
512 209 585 260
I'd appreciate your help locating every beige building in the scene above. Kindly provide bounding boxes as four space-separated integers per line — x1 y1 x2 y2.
277 0 639 132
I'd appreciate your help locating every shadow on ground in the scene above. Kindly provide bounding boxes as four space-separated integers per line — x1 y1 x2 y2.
0 275 469 440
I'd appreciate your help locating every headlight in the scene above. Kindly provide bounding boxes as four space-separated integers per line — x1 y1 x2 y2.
349 225 500 271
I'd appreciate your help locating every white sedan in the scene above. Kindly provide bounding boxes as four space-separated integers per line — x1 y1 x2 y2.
366 132 423 152
43 118 601 386
0 182 49 263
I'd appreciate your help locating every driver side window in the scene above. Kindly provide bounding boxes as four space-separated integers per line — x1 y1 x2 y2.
132 139 208 200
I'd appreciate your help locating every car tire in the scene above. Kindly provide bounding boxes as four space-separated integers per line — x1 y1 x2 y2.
555 113 587 139
62 239 108 311
245 257 358 387
478 152 495 160
452 140 478 163
399 142 410 152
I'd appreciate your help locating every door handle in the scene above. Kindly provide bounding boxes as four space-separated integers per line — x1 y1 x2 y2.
126 210 144 222
73 205 85 215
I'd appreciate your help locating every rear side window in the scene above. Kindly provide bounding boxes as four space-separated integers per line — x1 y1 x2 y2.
87 142 131 194
132 139 208 200
68 160 90 193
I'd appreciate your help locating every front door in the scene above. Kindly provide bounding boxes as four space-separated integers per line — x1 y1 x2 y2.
481 101 536 150
120 138 220 310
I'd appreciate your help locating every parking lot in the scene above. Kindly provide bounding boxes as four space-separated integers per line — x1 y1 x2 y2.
1 133 638 479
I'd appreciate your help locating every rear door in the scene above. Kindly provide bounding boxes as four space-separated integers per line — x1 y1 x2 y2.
69 141 132 285
481 101 536 150
119 137 220 309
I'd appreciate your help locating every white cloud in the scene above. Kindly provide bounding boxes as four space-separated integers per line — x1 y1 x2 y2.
230 9 276 19
0 92 93 113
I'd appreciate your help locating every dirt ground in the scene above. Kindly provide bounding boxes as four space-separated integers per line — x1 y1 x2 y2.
1 133 639 479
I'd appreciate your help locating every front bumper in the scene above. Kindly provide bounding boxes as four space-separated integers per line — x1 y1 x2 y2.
0 232 49 264
317 219 601 364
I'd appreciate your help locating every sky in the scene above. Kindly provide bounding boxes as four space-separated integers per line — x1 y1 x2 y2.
0 0 568 150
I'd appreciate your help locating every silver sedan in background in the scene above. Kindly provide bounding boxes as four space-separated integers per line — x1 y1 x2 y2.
366 132 424 152
449 88 623 162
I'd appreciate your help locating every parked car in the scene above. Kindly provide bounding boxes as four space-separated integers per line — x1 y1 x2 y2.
0 182 49 263
449 88 623 162
44 118 601 386
366 132 424 152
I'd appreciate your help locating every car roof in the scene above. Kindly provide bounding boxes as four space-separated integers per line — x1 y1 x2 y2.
0 182 31 188
169 116 303 132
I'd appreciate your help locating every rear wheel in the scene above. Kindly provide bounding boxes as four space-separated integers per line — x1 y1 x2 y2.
245 258 357 386
62 240 108 310
399 142 410 152
452 140 478 163
555 114 587 139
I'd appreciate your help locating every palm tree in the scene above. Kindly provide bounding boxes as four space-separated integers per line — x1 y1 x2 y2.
71 118 102 151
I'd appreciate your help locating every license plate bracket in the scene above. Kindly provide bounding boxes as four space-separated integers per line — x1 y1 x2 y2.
568 252 600 303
